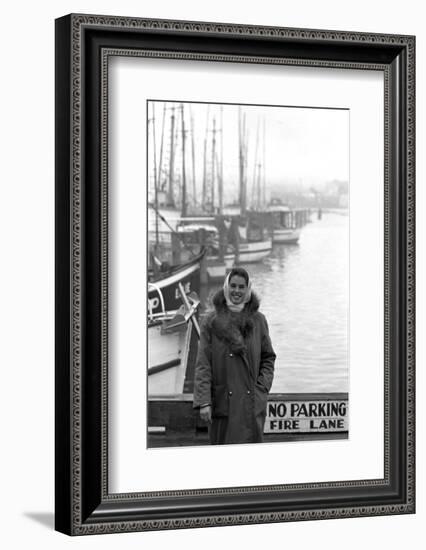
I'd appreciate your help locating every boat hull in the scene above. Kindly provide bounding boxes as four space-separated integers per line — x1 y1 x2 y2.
148 318 193 397
148 254 203 315
273 228 301 244
238 239 272 263
206 253 235 281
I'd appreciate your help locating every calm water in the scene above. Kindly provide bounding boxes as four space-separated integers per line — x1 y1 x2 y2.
202 213 349 393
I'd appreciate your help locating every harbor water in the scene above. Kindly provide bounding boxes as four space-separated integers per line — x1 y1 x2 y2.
201 212 349 393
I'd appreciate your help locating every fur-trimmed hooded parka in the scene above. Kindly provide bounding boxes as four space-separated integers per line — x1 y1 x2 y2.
193 288 276 444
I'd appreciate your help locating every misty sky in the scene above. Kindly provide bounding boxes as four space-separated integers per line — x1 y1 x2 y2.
148 100 349 205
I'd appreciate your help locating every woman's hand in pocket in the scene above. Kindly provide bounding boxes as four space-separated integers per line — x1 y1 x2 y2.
200 405 212 423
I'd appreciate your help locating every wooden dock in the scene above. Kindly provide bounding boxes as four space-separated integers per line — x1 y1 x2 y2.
148 392 348 448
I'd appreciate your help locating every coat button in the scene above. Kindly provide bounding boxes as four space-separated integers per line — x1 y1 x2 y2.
229 353 233 357
247 390 251 395
228 391 233 396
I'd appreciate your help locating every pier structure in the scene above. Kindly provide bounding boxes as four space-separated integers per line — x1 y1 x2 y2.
147 392 348 447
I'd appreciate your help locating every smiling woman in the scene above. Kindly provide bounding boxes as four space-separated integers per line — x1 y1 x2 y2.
228 275 248 305
225 268 252 310
193 267 276 444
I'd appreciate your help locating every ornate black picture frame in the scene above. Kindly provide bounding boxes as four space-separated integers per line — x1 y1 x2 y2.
55 13 415 535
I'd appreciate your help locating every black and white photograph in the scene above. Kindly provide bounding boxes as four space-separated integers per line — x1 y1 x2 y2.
147 100 349 448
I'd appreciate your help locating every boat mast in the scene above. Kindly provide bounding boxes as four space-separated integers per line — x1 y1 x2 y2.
262 117 266 208
151 103 159 249
167 106 176 207
211 116 216 213
190 106 196 212
252 118 260 210
218 105 224 214
180 103 187 217
157 103 166 194
202 106 210 209
239 107 248 215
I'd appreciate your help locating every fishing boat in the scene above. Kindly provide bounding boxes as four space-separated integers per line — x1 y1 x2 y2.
148 102 211 305
148 283 200 397
148 248 205 316
237 238 273 263
232 109 273 264
266 204 301 244
205 254 234 280
232 211 272 264
176 221 235 281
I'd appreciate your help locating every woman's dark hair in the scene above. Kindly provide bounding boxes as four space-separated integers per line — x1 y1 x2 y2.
227 267 250 285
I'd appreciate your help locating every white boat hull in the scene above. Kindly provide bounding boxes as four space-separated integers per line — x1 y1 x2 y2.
207 264 226 281
273 228 301 244
206 253 235 281
238 239 272 263
148 318 193 397
224 254 235 269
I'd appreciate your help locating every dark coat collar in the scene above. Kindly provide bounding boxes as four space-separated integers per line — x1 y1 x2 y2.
205 289 261 353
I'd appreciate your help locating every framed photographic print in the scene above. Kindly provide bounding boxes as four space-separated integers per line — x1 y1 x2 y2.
55 14 415 535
